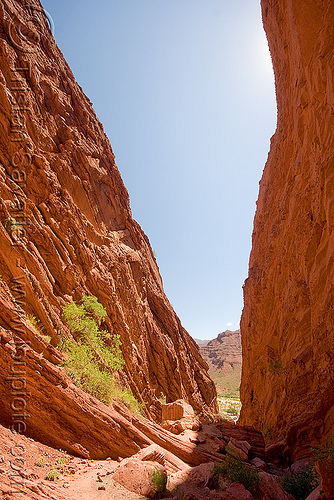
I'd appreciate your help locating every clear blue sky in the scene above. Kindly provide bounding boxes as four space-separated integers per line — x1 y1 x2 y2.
41 0 276 340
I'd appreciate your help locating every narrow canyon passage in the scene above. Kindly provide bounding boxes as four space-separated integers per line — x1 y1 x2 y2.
0 0 333 499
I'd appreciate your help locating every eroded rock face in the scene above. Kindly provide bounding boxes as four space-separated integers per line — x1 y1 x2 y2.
0 0 217 448
240 0 334 460
0 274 223 463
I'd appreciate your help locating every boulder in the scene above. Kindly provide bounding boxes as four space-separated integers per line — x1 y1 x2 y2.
305 485 326 500
257 471 295 500
229 437 251 458
186 462 215 487
161 400 200 434
250 457 268 471
225 440 249 462
162 400 195 421
112 458 167 498
225 482 254 499
127 443 190 473
291 458 312 474
167 462 214 499
211 437 225 454
219 422 265 460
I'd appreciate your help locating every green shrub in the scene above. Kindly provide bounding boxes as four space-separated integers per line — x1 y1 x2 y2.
268 360 284 374
45 469 58 481
312 434 334 461
5 217 24 233
26 314 51 343
226 405 238 415
110 383 144 415
212 455 260 492
62 295 124 371
61 296 143 414
223 389 240 399
217 396 242 417
279 466 318 500
57 456 66 468
151 468 167 495
26 314 39 330
35 457 45 467
262 423 272 439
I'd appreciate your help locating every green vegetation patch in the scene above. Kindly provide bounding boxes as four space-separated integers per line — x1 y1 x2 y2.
212 455 260 492
210 368 241 398
151 468 167 495
279 466 319 500
312 434 334 461
45 469 59 481
5 217 24 233
56 456 66 468
217 396 242 417
60 295 142 415
26 314 51 343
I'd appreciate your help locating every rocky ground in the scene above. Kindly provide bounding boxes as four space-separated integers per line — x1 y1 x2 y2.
0 423 146 500
1 412 330 500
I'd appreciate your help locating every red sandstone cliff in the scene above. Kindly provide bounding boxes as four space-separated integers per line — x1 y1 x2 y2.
0 0 217 451
240 0 334 461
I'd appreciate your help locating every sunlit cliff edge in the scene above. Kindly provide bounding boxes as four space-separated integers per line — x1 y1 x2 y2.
0 0 333 495
0 0 217 457
240 0 334 462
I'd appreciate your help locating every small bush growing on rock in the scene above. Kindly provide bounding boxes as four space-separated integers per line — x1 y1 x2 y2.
45 469 58 481
57 456 66 468
262 423 272 439
312 434 334 461
226 405 238 415
35 457 45 467
26 314 51 343
61 296 124 388
151 468 167 495
200 408 226 424
279 466 319 500
26 314 39 330
5 217 24 234
212 455 260 492
268 359 284 374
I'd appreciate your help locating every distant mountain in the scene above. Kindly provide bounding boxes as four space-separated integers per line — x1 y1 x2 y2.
193 338 210 346
197 330 242 397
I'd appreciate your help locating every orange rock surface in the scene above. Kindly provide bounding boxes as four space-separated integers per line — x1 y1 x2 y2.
240 0 334 460
0 0 217 451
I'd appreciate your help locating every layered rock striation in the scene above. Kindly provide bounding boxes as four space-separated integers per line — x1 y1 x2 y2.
0 0 217 451
240 0 334 460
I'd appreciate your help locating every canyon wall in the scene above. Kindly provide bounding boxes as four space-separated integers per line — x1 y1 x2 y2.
0 0 217 447
240 0 334 461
